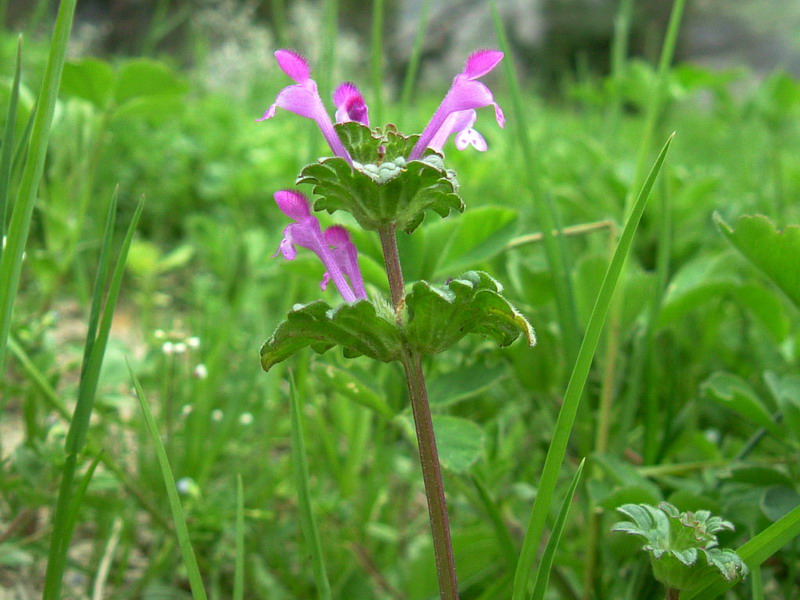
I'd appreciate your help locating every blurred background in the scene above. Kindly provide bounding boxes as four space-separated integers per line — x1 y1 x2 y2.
5 0 800 83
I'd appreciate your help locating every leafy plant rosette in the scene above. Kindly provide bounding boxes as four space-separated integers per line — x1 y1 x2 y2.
612 502 748 594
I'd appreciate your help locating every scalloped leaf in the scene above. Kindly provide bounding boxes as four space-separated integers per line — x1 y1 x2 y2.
404 271 535 355
715 213 800 308
298 154 462 234
260 299 402 371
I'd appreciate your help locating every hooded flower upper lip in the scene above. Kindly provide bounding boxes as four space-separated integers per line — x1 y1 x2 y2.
273 189 367 303
261 48 504 161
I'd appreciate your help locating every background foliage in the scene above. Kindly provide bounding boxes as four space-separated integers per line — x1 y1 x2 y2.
1 1 799 599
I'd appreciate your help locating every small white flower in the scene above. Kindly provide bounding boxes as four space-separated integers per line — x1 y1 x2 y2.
181 404 193 417
186 336 201 349
211 408 223 422
239 412 254 425
154 329 166 339
176 477 200 497
162 341 174 355
193 363 208 379
173 342 187 354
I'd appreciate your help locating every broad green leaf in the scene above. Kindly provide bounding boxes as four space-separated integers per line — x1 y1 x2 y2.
404 271 535 355
111 95 186 123
715 213 800 308
761 487 800 522
728 465 795 489
433 416 485 473
260 299 402 371
427 363 508 408
114 59 188 105
657 253 737 327
764 372 800 444
60 58 114 108
701 372 782 437
432 206 518 277
298 153 462 234
730 283 790 341
395 415 485 474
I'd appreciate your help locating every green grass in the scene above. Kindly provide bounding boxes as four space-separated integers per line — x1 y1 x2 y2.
1 3 800 599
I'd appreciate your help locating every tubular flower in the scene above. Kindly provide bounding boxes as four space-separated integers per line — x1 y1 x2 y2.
321 226 367 299
410 49 505 159
273 190 366 303
427 109 487 153
259 50 352 163
333 82 370 126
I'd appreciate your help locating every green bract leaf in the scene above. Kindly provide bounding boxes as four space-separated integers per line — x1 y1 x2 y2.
260 299 402 371
715 213 800 308
297 123 463 233
404 271 535 355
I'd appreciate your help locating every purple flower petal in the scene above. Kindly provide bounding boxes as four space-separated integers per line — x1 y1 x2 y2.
272 190 358 303
274 49 310 83
428 109 487 152
333 82 370 126
274 189 312 220
410 50 505 159
463 50 504 79
324 225 367 299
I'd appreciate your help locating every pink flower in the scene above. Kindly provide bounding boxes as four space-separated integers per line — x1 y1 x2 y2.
259 50 352 163
333 82 370 126
261 48 504 164
273 190 367 303
410 50 505 159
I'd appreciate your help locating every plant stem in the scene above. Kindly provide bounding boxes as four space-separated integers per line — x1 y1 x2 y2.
378 226 459 600
666 588 680 600
378 225 406 311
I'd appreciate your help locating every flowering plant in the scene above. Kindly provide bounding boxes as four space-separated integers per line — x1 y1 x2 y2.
259 48 534 600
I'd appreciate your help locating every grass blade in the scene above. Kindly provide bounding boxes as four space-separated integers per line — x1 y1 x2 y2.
530 459 585 600
81 186 118 369
129 362 209 600
234 473 245 600
685 503 800 600
289 375 332 600
67 196 143 455
511 135 673 600
0 35 22 249
0 0 76 372
42 196 143 600
370 0 385 126
399 0 431 119
490 2 581 365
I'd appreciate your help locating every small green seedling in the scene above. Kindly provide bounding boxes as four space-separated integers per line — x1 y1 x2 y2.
612 502 748 599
